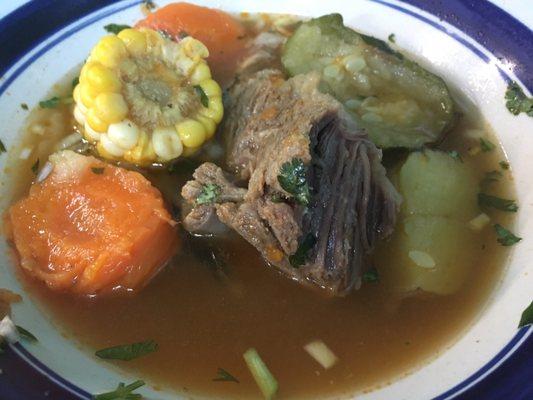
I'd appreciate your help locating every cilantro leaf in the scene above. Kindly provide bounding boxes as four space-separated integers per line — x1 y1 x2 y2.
196 183 221 205
448 150 463 162
363 267 379 283
478 193 518 212
31 159 40 174
91 167 105 175
505 81 533 117
16 325 38 342
194 85 209 107
480 170 502 187
289 233 316 268
388 33 396 43
20 103 29 110
104 24 131 35
213 367 240 383
92 380 145 400
277 158 310 206
519 301 533 328
71 76 80 89
479 138 495 152
499 161 510 170
95 340 157 361
143 0 156 11
39 96 61 109
0 139 6 153
493 224 521 246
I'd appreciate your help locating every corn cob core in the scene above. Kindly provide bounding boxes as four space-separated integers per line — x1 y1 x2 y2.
72 28 223 165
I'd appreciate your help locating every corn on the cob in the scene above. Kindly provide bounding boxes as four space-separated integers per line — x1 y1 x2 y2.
73 28 223 165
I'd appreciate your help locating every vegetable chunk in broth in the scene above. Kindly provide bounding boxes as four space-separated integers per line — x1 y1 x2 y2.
2 4 518 400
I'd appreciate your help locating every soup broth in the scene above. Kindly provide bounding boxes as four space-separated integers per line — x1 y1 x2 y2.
2 11 516 400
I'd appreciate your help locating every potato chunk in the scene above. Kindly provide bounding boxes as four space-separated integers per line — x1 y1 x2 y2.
7 150 177 296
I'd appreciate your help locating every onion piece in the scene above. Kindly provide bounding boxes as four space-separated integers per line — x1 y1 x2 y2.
54 132 83 151
243 348 278 400
304 340 339 370
36 161 53 183
19 147 32 160
0 316 20 344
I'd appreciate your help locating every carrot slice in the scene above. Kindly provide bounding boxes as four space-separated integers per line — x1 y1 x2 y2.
136 2 246 82
7 151 177 296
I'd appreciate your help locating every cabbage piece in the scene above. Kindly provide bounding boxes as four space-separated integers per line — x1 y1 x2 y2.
281 14 455 148
399 150 478 221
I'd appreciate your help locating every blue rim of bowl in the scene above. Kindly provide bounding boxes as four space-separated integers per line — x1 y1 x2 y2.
0 1 531 399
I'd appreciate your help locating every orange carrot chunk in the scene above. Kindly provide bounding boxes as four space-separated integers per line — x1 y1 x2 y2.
136 2 246 82
7 150 177 296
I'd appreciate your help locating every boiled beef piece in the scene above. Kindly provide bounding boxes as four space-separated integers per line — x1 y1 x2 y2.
182 70 400 296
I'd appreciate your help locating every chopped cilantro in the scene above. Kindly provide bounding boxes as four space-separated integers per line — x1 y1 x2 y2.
71 76 80 89
143 0 156 11
196 183 221 205
480 170 502 187
499 161 510 170
194 85 209 107
363 267 379 283
448 150 463 162
91 167 105 175
39 96 61 109
505 81 533 117
289 233 316 268
95 340 157 361
277 158 310 206
0 139 6 153
104 24 131 35
493 224 521 246
31 159 39 174
16 326 38 342
519 301 533 328
92 380 145 400
478 193 518 212
213 368 239 383
20 103 29 110
479 138 495 152
388 33 396 43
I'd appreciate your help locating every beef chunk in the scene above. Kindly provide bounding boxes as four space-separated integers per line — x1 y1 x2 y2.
181 71 400 296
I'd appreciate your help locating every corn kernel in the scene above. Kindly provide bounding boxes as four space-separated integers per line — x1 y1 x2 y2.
96 140 120 160
73 84 81 103
73 106 86 125
100 134 125 157
200 97 224 124
85 107 109 132
91 35 127 68
79 82 100 108
199 79 222 98
107 119 139 150
86 63 121 92
94 92 129 124
84 120 102 142
152 128 183 161
118 28 147 56
182 37 209 59
190 62 211 84
196 115 216 139
177 119 206 148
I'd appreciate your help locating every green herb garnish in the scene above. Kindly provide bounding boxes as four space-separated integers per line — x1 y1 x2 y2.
362 267 379 283
478 193 518 212
505 81 533 117
277 158 310 206
196 183 221 205
499 161 510 170
194 85 209 107
0 139 6 153
71 76 80 89
479 138 495 152
519 301 533 328
91 167 105 175
480 170 502 187
92 380 145 400
213 368 239 383
95 340 157 361
20 103 29 110
39 96 72 109
448 150 463 162
388 33 396 43
16 325 38 342
143 0 157 11
104 24 131 35
289 233 316 268
494 224 521 246
31 159 39 174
